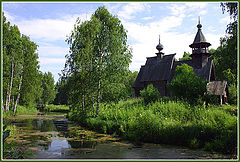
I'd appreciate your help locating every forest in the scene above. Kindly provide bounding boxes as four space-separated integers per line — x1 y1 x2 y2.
2 2 238 159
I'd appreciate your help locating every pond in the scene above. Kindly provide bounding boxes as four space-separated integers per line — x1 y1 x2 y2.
4 112 232 159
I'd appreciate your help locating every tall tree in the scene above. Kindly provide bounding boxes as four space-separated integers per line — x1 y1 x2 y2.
211 2 238 85
65 6 132 117
19 35 42 107
40 72 56 105
3 14 23 112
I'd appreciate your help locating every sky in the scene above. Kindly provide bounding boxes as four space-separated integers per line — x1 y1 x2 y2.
2 2 232 82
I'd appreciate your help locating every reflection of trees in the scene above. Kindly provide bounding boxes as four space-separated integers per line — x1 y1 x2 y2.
67 140 97 149
32 119 56 132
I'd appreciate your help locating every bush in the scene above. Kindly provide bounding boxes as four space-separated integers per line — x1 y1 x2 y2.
228 84 237 105
168 64 207 103
140 84 160 104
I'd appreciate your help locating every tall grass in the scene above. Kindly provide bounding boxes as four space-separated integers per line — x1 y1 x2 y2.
69 98 237 155
45 104 69 112
3 105 39 118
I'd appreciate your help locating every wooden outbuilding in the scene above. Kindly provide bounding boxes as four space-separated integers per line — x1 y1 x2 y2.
207 81 229 104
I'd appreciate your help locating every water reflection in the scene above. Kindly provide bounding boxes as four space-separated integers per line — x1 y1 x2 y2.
48 137 71 151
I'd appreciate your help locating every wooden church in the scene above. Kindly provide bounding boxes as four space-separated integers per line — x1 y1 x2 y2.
133 19 228 104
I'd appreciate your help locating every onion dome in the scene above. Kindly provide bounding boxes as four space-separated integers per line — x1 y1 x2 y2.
156 35 164 53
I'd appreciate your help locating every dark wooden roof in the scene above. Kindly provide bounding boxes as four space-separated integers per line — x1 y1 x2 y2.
207 81 228 96
133 54 175 88
133 54 214 88
193 28 206 43
170 58 213 82
189 23 211 48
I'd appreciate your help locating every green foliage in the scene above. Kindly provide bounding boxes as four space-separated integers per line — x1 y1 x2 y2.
2 123 31 159
62 6 132 116
211 3 237 86
228 84 237 105
45 104 69 112
40 72 56 104
19 35 42 107
3 124 11 142
140 84 160 104
3 13 24 111
14 105 38 115
101 83 127 103
53 80 71 105
168 64 207 103
2 13 42 113
178 52 191 61
69 98 237 155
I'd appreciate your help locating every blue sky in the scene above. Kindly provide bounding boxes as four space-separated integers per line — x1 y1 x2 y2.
3 2 232 82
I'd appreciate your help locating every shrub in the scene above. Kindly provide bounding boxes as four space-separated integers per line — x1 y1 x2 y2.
140 84 160 104
228 84 237 105
168 63 207 103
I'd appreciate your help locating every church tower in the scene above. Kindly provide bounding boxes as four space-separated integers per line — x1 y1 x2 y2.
189 17 211 68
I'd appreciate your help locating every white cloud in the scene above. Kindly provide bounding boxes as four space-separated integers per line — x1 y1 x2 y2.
185 2 208 9
168 4 186 17
142 16 154 20
13 13 92 42
38 45 69 57
205 33 223 49
219 16 231 24
118 3 150 20
199 10 207 15
122 14 184 45
38 57 66 65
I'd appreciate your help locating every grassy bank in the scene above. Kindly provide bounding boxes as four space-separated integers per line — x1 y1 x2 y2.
69 98 237 155
45 104 69 113
3 105 39 118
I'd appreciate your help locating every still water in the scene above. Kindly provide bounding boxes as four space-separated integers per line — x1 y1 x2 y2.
4 113 231 159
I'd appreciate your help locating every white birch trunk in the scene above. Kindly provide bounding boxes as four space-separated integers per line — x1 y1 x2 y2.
96 55 102 116
11 95 15 111
6 61 14 112
14 75 22 115
96 79 101 115
91 89 95 118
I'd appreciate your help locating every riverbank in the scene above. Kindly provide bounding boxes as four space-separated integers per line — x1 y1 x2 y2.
68 98 237 157
3 112 232 159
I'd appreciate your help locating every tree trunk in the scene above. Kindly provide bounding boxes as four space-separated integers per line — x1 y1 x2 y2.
6 61 14 112
96 79 101 116
82 94 86 114
5 86 9 111
14 75 22 115
91 89 95 118
11 95 15 111
2 99 4 111
96 55 102 116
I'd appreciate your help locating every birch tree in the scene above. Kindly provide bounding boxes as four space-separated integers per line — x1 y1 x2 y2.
65 6 132 117
3 14 23 112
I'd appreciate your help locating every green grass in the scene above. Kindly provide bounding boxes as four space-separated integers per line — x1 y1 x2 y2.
69 98 237 155
3 105 39 118
45 104 69 112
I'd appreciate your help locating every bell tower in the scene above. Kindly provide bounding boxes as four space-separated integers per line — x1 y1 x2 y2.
189 17 211 68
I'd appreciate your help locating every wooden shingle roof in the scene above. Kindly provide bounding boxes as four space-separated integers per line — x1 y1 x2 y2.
133 54 214 88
